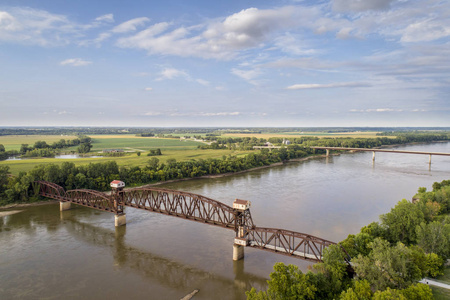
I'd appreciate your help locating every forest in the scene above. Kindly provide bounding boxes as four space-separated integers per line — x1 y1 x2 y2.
246 179 450 299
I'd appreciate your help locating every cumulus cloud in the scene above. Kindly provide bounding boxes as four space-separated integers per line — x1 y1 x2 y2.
116 6 317 59
144 87 153 91
287 82 370 90
332 0 396 12
60 58 92 66
112 17 150 33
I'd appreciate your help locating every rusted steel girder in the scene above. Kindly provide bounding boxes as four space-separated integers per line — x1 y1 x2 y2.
65 189 115 212
120 188 238 229
246 227 338 263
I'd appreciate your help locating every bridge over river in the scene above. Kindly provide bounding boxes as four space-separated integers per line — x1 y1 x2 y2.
311 146 450 164
32 180 350 264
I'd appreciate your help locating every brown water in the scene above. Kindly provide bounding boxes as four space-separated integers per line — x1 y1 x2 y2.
1 142 449 299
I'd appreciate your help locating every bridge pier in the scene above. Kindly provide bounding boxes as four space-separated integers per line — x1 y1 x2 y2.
115 214 126 227
372 151 375 161
429 154 432 165
60 201 71 211
326 149 330 157
233 244 244 261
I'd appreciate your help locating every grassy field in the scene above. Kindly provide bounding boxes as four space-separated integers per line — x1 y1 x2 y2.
87 135 204 151
0 149 254 175
0 135 78 151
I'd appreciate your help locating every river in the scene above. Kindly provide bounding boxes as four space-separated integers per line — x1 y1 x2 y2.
1 142 449 299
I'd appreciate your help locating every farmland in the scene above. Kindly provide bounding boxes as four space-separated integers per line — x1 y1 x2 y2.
0 135 78 151
0 134 254 175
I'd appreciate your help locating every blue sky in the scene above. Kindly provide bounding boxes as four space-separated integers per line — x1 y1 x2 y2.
0 0 449 127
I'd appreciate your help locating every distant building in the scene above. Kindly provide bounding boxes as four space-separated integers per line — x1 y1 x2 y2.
103 149 124 153
282 139 291 145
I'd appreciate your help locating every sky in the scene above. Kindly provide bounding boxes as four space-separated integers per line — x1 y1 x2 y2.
0 0 449 127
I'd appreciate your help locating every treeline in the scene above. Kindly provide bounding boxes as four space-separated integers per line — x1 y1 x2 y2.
247 179 450 299
198 134 450 151
0 146 311 205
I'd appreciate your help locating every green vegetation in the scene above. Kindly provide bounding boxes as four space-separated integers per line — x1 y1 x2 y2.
246 179 450 299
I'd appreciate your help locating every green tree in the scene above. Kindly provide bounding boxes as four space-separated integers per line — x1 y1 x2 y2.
147 157 159 170
380 199 425 244
77 143 92 153
340 280 373 300
353 238 422 291
246 263 317 300
416 219 450 259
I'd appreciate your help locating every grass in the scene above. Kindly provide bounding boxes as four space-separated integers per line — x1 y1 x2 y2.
0 135 78 151
431 286 450 299
436 266 450 284
0 149 254 175
88 135 203 151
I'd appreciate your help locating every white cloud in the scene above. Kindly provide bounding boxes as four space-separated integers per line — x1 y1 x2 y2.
157 67 189 80
400 19 450 42
287 82 370 90
144 87 153 91
196 79 210 86
95 14 114 23
350 108 404 113
116 6 318 59
199 112 240 116
112 17 150 33
231 68 262 83
60 58 92 66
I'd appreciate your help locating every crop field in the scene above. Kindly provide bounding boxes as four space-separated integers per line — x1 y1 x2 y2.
87 135 204 151
0 135 78 151
0 149 254 175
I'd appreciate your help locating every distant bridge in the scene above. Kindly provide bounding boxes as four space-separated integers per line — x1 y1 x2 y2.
32 180 350 264
310 146 450 163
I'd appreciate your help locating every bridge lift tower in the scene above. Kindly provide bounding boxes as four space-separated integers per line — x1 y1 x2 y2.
110 180 126 226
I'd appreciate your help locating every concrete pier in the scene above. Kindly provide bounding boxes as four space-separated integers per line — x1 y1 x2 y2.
326 149 330 157
60 201 71 211
115 214 127 227
233 244 244 261
429 154 432 165
372 151 376 161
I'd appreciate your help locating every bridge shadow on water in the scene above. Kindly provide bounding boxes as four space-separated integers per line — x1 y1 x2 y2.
58 208 268 299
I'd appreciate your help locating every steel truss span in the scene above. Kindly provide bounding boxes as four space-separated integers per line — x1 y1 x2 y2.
122 187 237 229
32 180 347 263
247 227 337 262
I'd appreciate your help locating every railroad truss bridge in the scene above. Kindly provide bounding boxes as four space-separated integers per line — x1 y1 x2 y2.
32 180 350 263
